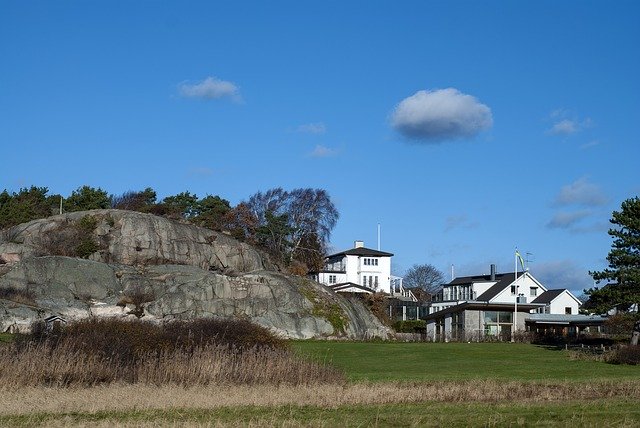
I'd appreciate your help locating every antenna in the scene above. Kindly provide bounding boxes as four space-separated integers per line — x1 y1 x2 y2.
525 252 534 271
451 264 455 281
377 223 380 251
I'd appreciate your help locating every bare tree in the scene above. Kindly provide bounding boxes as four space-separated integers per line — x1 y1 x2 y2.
403 264 445 294
245 188 338 268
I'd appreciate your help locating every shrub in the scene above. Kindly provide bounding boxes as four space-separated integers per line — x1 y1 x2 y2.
393 319 426 333
363 292 391 326
605 313 640 342
3 318 340 387
40 215 101 258
607 345 640 365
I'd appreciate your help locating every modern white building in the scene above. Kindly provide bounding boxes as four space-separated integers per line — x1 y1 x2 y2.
424 264 595 341
311 240 414 300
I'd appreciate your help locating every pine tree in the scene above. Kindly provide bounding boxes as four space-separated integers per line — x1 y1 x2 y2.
587 196 640 344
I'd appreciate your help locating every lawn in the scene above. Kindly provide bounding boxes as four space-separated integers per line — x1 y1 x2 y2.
292 341 640 382
1 339 638 426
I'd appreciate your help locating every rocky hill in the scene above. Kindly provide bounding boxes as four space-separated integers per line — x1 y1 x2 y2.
0 210 390 339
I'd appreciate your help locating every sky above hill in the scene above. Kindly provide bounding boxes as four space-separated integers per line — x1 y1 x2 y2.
1 1 639 295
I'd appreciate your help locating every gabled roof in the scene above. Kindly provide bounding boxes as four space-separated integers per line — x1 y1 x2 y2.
475 272 524 302
331 282 375 293
448 273 506 285
531 289 565 304
326 247 393 258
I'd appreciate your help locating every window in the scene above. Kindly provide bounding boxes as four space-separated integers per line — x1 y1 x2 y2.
530 287 537 297
374 259 378 266
565 307 572 314
328 275 336 284
374 276 379 288
369 276 373 287
452 313 464 340
484 311 513 338
511 285 516 295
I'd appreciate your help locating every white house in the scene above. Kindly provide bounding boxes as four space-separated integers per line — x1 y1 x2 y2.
531 289 582 315
312 240 393 293
424 264 598 341
311 240 415 300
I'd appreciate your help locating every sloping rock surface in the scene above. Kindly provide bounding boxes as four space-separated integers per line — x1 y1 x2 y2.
0 211 390 339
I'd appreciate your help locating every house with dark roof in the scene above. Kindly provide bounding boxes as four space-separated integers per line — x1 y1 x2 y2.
423 264 591 341
310 240 403 295
309 240 417 322
531 289 582 315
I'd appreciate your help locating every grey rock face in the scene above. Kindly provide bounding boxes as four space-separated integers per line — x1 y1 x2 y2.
0 211 390 339
0 257 389 339
0 210 271 273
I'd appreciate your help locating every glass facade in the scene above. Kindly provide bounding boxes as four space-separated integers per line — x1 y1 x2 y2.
484 311 513 337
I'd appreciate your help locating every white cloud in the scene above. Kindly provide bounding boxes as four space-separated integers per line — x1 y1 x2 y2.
390 88 493 142
546 110 593 136
296 122 326 134
533 260 593 296
580 140 600 150
178 77 241 101
549 119 579 135
553 177 608 207
309 145 337 158
546 210 591 229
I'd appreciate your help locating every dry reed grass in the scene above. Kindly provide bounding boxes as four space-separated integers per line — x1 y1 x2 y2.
1 379 639 416
0 341 343 387
0 318 342 388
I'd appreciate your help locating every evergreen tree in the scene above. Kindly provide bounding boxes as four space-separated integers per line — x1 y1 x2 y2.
587 196 640 313
65 185 111 212
586 197 640 311
0 186 58 229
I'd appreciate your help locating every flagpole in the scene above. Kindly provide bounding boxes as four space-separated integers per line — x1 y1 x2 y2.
512 248 518 342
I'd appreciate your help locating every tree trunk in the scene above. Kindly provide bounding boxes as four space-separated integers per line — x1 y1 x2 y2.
632 319 640 346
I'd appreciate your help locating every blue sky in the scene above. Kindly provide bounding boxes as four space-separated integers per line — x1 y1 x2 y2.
1 1 639 294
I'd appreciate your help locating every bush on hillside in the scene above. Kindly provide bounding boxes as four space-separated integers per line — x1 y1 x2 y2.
23 317 286 358
1 317 341 387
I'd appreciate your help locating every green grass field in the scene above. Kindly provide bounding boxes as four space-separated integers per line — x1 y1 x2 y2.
292 341 640 382
2 335 639 426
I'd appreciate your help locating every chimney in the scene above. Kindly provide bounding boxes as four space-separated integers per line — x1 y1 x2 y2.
354 240 364 249
490 264 496 281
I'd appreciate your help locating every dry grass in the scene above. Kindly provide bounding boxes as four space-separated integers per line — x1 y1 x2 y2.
0 380 639 416
0 318 341 387
0 341 342 388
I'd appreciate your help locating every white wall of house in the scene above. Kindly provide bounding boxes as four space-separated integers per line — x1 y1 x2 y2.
342 254 391 293
471 281 497 298
491 274 547 304
317 272 347 286
315 245 393 294
549 291 581 315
